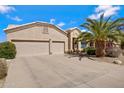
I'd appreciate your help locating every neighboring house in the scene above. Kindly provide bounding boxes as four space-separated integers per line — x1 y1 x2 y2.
4 21 82 56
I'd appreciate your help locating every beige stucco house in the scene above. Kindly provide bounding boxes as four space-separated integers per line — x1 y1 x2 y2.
4 21 82 56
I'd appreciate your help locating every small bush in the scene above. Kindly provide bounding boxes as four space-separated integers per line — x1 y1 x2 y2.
85 47 96 55
0 41 16 59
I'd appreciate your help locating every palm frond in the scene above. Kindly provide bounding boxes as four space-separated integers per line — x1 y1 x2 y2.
80 14 124 44
99 13 104 27
77 32 94 41
102 16 112 30
109 18 124 29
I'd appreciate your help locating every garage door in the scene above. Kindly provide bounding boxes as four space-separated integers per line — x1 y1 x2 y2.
13 40 49 56
51 41 64 54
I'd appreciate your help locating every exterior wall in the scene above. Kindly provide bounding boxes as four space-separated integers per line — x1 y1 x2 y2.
69 29 81 51
6 25 68 52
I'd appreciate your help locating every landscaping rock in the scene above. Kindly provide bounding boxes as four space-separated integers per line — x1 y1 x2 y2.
113 59 122 65
0 58 8 79
106 47 121 57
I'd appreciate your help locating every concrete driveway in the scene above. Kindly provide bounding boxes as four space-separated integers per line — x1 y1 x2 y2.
3 54 124 88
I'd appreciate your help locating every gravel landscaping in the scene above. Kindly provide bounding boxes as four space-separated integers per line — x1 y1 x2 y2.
0 58 8 79
86 54 124 65
0 59 11 88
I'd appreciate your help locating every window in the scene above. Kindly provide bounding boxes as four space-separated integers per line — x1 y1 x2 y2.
81 41 87 48
43 25 48 34
90 41 94 47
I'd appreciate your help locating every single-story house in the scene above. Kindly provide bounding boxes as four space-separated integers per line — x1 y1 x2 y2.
4 21 83 56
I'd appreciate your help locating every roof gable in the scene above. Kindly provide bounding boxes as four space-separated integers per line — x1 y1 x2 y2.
4 22 67 36
65 27 81 34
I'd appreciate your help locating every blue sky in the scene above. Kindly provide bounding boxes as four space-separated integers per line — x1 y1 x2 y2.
0 5 124 42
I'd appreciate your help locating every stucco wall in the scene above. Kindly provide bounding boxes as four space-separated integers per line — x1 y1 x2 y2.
6 25 68 52
69 29 81 51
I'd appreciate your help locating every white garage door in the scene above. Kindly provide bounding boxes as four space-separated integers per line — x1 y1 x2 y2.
51 41 64 54
13 41 49 56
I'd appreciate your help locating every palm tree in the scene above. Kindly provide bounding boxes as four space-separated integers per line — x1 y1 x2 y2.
120 32 124 49
78 14 124 57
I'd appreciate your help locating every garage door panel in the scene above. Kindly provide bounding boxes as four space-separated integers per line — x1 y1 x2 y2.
14 41 49 56
52 42 64 54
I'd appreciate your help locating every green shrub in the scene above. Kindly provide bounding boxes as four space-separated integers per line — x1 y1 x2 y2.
0 41 16 59
85 47 96 55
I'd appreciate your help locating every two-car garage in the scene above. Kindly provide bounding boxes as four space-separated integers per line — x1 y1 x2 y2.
12 40 65 56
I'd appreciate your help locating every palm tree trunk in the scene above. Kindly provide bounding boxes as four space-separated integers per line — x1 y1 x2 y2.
95 40 106 57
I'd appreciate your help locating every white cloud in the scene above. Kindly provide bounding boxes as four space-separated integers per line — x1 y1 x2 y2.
50 18 65 27
81 29 87 32
57 22 65 27
12 16 23 22
0 5 15 14
89 12 103 19
50 18 55 24
95 5 112 13
7 15 22 22
89 5 120 19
